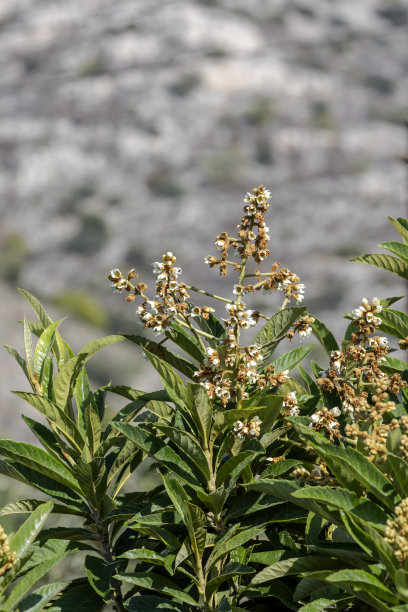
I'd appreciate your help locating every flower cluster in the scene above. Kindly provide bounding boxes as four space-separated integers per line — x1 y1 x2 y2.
351 297 383 340
385 498 408 563
108 268 146 301
0 525 17 577
232 415 262 439
193 341 265 405
309 406 341 440
286 315 315 340
224 303 259 329
282 392 300 416
313 297 407 461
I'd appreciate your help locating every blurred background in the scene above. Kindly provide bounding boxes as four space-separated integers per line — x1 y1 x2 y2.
0 0 407 440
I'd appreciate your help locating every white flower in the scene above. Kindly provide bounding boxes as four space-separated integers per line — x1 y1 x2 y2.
379 337 388 346
310 413 320 423
331 407 341 417
152 262 165 273
215 240 225 251
156 273 168 282
289 406 300 416
233 285 243 295
353 308 364 319
173 267 182 276
299 326 312 338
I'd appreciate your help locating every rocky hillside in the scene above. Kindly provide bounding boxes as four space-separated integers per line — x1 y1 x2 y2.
0 0 407 436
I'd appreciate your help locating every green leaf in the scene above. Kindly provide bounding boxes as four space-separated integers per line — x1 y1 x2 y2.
45 581 105 612
380 241 408 264
340 512 399 577
289 419 396 508
351 253 408 280
84 555 115 601
34 320 63 382
2 344 29 380
113 422 202 491
14 392 85 455
159 471 190 523
123 334 197 379
206 526 265 571
270 344 314 372
118 549 165 564
10 501 53 559
292 486 387 529
325 568 398 604
115 573 197 606
186 383 212 445
249 556 347 585
255 306 306 360
387 454 408 498
206 562 255 598
23 316 35 381
389 216 408 244
0 439 81 492
3 550 67 610
298 597 353 612
17 582 69 612
166 322 205 362
126 595 188 611
310 316 338 354
155 424 210 482
261 459 302 479
379 308 408 339
216 450 262 490
142 349 189 412
395 569 408 602
0 498 82 517
185 501 206 560
54 335 123 409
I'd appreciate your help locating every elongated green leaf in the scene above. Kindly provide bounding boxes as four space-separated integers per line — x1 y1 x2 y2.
185 501 206 560
10 501 53 559
389 217 408 244
41 355 55 400
255 306 306 359
113 422 203 491
381 355 407 374
84 555 115 601
325 568 398 604
3 551 67 610
351 253 408 279
0 458 85 511
119 548 165 563
0 498 82 517
380 241 408 263
126 595 188 611
250 556 347 585
115 573 197 606
155 424 210 481
387 454 408 498
186 383 213 445
45 581 105 611
14 392 84 455
292 486 387 529
107 439 140 485
143 349 189 411
341 511 399 577
54 336 123 410
34 320 62 382
23 316 35 381
290 419 396 508
216 450 261 490
206 562 255 598
159 471 189 522
123 334 197 379
270 344 314 373
22 415 71 465
379 308 408 339
166 322 205 361
0 439 81 493
17 581 68 612
2 344 29 380
310 316 338 353
298 597 353 612
206 526 265 571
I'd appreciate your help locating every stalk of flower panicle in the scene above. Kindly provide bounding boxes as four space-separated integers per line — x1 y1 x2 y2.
186 285 233 304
